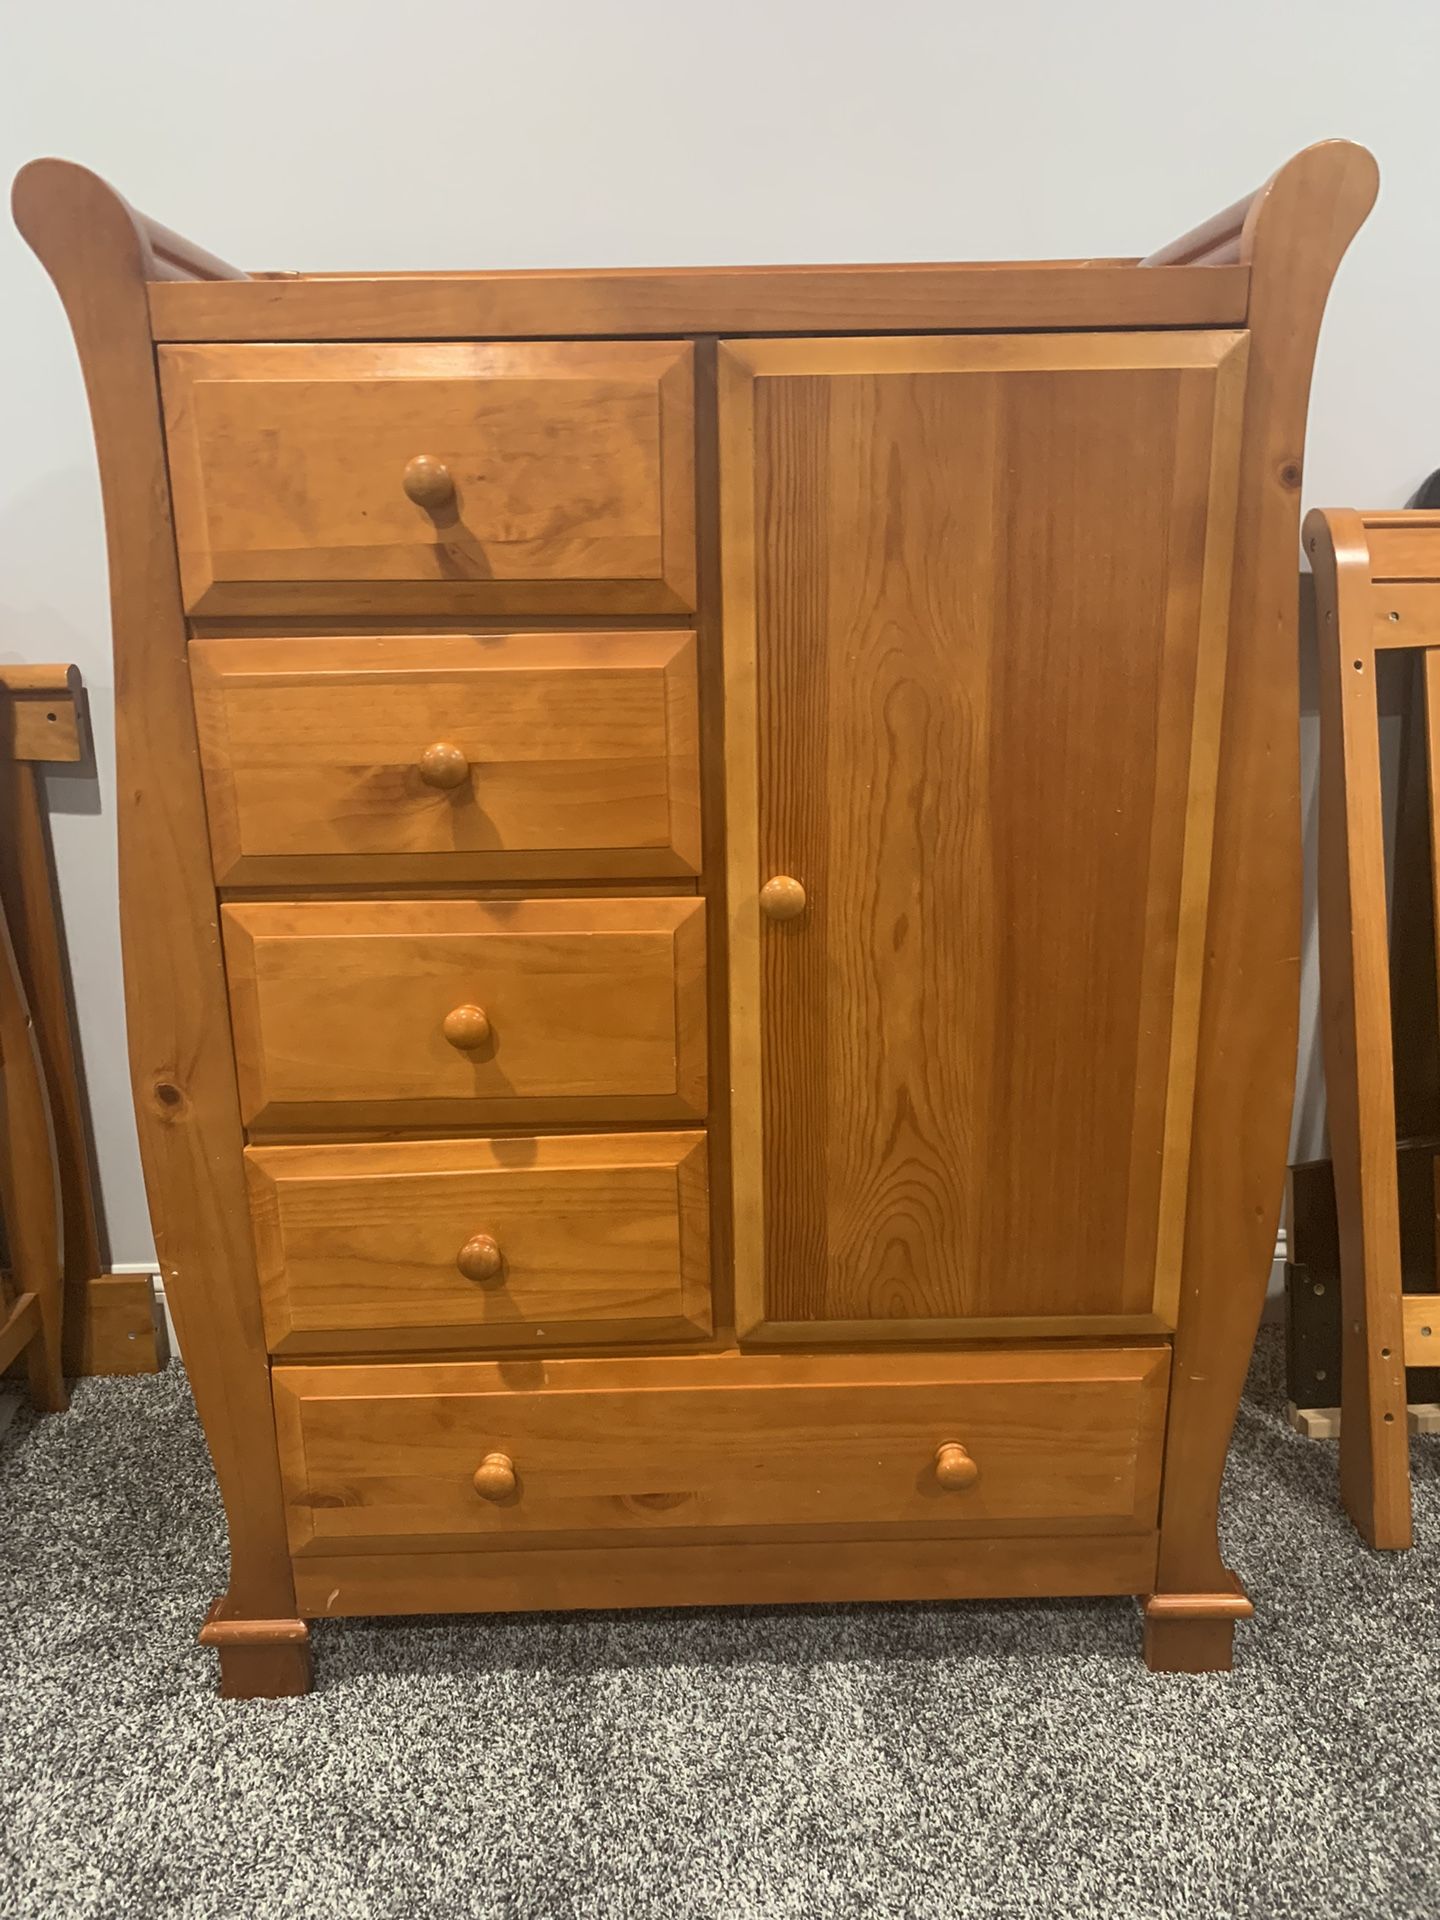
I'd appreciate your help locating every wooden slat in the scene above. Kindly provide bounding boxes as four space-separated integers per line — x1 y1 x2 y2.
1402 1293 1440 1367
0 666 84 763
1361 513 1440 581
146 262 1251 344
1370 582 1440 651
0 1291 39 1373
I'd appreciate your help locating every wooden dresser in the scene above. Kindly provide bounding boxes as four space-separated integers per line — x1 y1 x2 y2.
16 143 1375 1695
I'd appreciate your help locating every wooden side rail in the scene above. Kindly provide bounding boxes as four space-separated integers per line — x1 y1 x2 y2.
0 885 66 1412
0 664 165 1376
1307 505 1440 1548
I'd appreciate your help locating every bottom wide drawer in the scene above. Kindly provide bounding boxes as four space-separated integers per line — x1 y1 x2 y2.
273 1347 1170 1556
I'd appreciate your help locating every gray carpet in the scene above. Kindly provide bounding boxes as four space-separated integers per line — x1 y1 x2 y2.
1 1330 1436 1920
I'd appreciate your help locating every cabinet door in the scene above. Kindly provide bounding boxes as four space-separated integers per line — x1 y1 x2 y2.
720 333 1249 1343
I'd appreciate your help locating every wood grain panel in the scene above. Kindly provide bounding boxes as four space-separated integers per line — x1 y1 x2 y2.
247 1131 710 1353
273 1345 1170 1554
222 896 707 1130
160 341 695 617
146 263 1251 344
722 333 1248 1341
191 632 701 885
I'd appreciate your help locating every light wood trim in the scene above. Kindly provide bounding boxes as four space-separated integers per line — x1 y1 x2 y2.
0 665 84 763
1142 1588 1253 1621
146 263 1250 344
293 1530 1161 1619
737 1312 1170 1345
274 1343 1164 1395
13 160 300 1627
1308 507 1412 1548
717 342 763 1337
1402 1292 1440 1367
717 330 1245 379
1153 140 1378 1627
1146 337 1250 1325
198 1614 310 1647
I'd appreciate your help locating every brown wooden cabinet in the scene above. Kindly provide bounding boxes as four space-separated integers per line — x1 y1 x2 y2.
15 144 1376 1695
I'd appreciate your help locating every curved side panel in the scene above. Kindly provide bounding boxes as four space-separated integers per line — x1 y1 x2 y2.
1146 141 1380 1672
12 160 309 1695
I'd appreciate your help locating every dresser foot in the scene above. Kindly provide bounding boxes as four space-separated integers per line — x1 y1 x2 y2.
200 1602 313 1699
1142 1584 1254 1672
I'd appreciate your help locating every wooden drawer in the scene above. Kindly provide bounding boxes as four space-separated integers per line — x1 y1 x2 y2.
159 341 696 617
191 632 702 886
222 897 707 1130
272 1346 1170 1555
248 1131 710 1355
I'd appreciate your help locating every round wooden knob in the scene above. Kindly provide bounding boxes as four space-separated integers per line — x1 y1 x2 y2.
759 875 807 922
402 454 455 509
935 1442 979 1491
418 741 470 790
442 1004 491 1050
457 1232 503 1283
473 1452 516 1501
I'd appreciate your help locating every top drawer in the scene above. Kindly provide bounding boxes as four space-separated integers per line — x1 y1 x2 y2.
159 342 696 618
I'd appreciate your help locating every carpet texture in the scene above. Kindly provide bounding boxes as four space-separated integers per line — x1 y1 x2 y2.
0 1329 1436 1920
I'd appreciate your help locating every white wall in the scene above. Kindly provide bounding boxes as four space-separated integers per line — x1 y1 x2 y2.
2 1 1438 1261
